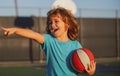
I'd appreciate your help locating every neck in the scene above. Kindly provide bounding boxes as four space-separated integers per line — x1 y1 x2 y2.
56 33 69 42
57 36 69 42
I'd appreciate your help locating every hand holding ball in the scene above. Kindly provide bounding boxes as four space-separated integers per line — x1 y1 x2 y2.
71 48 95 73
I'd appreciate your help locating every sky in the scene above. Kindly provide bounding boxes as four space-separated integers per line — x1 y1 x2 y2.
0 0 120 9
0 0 120 17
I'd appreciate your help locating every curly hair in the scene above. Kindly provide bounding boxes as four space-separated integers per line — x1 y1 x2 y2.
46 7 80 40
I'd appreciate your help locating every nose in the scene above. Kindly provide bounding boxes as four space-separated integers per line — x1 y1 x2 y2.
50 22 56 29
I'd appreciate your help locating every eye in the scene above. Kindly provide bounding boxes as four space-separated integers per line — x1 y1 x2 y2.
55 20 59 24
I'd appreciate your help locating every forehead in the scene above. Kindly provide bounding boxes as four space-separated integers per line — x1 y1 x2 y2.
49 14 62 20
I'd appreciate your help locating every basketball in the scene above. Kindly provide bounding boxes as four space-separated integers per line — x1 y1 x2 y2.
70 48 95 73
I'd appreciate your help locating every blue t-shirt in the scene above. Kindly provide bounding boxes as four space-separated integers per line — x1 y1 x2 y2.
40 34 82 76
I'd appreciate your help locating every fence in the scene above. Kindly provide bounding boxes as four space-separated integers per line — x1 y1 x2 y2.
0 7 120 63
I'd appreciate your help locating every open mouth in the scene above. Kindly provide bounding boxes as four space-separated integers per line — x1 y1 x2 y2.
51 28 59 34
54 28 59 32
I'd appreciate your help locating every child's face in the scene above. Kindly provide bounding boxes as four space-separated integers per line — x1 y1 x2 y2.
48 15 68 38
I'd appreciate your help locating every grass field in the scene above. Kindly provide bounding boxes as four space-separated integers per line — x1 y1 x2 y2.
0 66 46 76
0 61 120 76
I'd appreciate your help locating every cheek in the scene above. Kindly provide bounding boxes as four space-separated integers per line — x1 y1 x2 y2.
60 25 66 31
60 22 67 29
64 24 69 31
60 26 68 33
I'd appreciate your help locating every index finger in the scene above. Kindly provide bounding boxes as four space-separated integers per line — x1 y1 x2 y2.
0 27 7 31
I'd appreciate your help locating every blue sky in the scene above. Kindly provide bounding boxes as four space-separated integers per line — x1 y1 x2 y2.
0 0 120 17
0 0 120 9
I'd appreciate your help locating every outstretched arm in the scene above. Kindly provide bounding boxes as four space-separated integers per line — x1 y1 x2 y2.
0 27 44 44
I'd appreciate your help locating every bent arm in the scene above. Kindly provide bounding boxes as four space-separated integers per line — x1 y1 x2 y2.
1 27 44 44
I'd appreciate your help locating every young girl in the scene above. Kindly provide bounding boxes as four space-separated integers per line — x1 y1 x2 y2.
1 7 96 76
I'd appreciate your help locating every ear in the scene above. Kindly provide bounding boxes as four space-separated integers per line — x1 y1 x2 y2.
65 23 70 31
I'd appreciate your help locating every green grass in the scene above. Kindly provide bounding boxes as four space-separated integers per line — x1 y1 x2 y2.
0 61 120 76
0 67 46 76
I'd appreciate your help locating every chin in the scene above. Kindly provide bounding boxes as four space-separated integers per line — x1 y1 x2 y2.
51 33 60 38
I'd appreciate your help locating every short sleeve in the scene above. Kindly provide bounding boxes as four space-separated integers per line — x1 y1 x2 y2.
40 34 53 52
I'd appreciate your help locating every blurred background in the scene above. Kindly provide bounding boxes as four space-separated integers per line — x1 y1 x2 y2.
0 0 120 74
